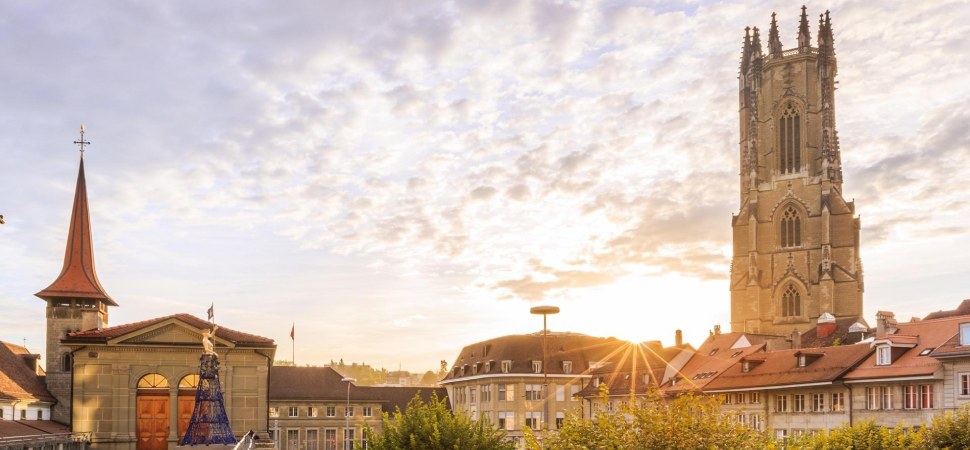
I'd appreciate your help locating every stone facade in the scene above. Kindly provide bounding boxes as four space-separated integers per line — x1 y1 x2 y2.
63 316 275 450
730 8 863 336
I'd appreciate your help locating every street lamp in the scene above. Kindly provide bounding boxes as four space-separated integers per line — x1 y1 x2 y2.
342 377 356 450
530 305 559 436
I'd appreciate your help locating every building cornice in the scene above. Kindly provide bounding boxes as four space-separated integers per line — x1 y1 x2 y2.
439 373 590 385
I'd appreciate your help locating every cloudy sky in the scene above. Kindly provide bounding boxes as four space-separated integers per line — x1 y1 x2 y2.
1 0 968 373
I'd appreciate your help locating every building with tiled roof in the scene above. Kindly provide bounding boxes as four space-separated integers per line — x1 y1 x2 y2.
30 148 276 450
841 311 970 427
704 343 872 438
0 342 54 421
573 336 693 416
267 366 447 450
440 332 633 444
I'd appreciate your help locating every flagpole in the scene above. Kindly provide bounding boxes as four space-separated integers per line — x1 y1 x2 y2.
291 323 295 365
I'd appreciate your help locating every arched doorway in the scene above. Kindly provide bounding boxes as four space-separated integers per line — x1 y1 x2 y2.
136 374 170 450
177 374 200 441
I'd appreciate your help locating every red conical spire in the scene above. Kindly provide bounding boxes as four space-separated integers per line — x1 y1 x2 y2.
36 143 116 305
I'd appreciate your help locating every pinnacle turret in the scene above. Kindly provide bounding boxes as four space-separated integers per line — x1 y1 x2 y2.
768 12 782 57
797 5 811 50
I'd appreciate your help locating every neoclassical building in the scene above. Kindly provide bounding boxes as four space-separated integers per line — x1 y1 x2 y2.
34 151 276 450
730 7 864 335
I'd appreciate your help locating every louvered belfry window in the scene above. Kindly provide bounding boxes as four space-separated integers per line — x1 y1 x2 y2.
779 103 800 174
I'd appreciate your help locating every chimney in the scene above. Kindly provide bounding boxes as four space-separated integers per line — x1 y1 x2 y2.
876 311 897 337
713 325 721 335
790 330 802 350
675 329 683 347
817 312 837 338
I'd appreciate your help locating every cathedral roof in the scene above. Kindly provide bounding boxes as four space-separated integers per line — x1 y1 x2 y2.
64 313 274 346
35 157 116 305
0 342 56 403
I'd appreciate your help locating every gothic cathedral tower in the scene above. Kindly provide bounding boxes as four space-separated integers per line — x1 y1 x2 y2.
35 142 117 424
730 8 863 335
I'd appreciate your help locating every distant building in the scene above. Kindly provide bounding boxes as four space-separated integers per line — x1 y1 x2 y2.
0 341 84 449
441 332 651 444
730 7 864 336
268 366 446 450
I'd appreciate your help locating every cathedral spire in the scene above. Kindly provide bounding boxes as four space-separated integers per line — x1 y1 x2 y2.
751 27 763 58
768 12 782 57
740 27 752 74
36 129 116 306
797 5 811 50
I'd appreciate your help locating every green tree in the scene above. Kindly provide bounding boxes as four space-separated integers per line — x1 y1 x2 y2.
785 420 927 449
926 404 970 449
363 392 514 450
527 386 774 450
420 370 439 386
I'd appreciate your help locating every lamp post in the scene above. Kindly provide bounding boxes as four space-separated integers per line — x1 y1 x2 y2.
530 305 559 438
341 377 356 450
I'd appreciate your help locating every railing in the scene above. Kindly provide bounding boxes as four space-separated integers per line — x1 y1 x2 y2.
775 47 818 58
0 432 91 449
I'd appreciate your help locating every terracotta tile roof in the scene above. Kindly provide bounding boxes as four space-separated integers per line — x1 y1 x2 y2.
270 366 369 401
923 300 970 320
843 315 968 381
930 332 970 358
704 343 872 392
359 386 449 414
799 317 870 348
575 344 684 397
65 314 274 346
663 332 765 394
441 332 633 383
35 157 115 306
0 342 55 403
0 420 71 438
268 366 448 413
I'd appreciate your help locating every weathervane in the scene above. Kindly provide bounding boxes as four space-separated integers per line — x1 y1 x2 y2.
74 124 90 154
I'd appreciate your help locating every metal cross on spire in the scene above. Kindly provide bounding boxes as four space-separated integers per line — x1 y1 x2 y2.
73 124 90 154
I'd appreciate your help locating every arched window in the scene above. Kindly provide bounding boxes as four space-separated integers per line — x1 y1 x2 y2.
178 374 199 389
137 373 170 389
780 206 801 248
779 103 800 174
782 284 801 317
61 353 73 372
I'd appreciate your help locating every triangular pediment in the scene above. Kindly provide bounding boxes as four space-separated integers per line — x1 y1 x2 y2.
108 317 233 349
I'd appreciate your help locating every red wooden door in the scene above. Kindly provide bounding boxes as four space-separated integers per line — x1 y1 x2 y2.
137 394 170 450
177 392 196 440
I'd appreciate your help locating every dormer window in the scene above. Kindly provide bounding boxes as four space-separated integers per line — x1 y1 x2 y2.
501 360 512 373
532 360 542 374
742 360 751 373
876 346 892 366
472 364 478 375
961 323 970 346
562 361 572 374
795 351 822 367
485 361 493 372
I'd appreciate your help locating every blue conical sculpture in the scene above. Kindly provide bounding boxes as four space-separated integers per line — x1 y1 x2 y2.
179 328 237 446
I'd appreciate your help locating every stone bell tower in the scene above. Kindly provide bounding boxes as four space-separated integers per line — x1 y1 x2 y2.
35 129 117 424
730 7 863 335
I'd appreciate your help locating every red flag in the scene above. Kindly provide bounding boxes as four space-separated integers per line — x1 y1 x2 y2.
290 323 295 340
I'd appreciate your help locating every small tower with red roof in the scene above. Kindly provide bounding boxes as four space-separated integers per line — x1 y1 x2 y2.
35 126 117 424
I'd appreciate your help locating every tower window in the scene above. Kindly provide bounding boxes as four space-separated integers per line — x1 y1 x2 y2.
779 103 800 174
782 284 801 317
780 206 801 248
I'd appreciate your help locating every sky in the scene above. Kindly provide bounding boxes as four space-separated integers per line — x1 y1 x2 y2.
1 0 968 373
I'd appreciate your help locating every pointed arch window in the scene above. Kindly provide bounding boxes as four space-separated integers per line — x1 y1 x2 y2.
779 103 800 174
782 284 801 317
780 206 801 248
